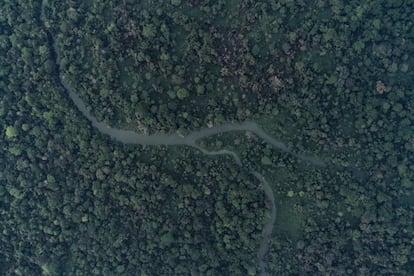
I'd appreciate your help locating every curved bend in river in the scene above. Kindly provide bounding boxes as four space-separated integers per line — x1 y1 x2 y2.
54 43 296 276
59 67 296 276
60 73 328 168
40 5 364 274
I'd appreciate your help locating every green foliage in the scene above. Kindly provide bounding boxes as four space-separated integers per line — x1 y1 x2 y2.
5 126 18 138
160 232 174 247
7 186 23 199
1 0 413 275
261 156 272 165
142 24 155 38
176 88 189 100
171 0 181 6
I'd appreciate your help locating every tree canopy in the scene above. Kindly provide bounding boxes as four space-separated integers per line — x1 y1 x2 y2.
0 0 413 275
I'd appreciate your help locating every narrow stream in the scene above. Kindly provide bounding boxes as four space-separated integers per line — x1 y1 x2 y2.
40 3 365 274
53 41 287 275
56 51 323 276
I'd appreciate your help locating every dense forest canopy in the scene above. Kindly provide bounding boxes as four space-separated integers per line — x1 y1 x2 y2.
1 0 413 275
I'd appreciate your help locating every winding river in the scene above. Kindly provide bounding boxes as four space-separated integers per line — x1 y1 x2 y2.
57 54 283 276
40 3 365 275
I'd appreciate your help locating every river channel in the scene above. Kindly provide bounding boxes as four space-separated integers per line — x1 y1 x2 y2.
40 3 365 274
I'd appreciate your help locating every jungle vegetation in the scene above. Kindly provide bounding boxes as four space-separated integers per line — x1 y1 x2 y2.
1 0 413 275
